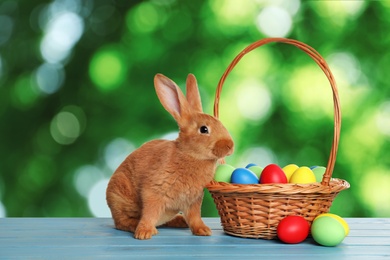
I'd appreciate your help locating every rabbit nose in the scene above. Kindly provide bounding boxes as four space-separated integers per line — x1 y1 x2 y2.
213 139 234 158
225 139 234 156
226 140 234 156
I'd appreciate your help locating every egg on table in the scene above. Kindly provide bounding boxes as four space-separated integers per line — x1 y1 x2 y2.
277 215 310 244
314 213 349 236
311 214 348 246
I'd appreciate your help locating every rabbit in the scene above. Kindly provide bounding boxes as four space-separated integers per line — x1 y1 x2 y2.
106 73 234 240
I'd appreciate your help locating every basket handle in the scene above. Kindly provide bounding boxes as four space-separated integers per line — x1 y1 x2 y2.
213 38 341 187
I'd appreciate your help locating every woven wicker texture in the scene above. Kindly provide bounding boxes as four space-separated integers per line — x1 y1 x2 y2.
206 38 350 239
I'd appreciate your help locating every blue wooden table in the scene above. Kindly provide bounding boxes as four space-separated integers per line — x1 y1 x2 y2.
1 218 389 259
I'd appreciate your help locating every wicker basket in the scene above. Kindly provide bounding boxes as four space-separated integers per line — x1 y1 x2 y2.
206 38 350 240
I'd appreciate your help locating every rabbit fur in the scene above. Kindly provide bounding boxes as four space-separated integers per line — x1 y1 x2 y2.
106 73 234 240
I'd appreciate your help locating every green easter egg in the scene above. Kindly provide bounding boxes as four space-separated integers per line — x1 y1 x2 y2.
214 164 235 182
248 165 263 178
311 216 346 246
312 166 326 182
315 213 349 236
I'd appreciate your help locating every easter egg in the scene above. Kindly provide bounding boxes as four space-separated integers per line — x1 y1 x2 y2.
282 164 299 182
214 164 235 182
247 165 263 178
231 168 259 184
277 216 310 244
245 163 257 168
259 164 287 184
311 216 346 246
289 166 316 184
315 213 349 236
311 166 326 182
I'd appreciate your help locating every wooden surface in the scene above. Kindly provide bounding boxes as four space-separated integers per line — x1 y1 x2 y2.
1 218 389 259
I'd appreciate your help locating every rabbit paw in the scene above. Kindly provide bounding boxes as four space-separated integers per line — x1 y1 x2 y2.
134 226 158 240
192 225 212 236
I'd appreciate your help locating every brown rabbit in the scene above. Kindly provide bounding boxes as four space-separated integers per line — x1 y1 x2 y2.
106 73 234 240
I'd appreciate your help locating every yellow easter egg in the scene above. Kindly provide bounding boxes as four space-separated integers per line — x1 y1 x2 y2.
315 213 349 236
282 164 299 182
289 166 316 184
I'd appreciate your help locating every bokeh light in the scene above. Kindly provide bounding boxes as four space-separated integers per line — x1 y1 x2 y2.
273 0 301 16
236 80 272 122
361 168 390 216
50 106 86 145
11 74 40 109
35 63 65 94
208 0 257 27
328 52 362 86
283 64 333 120
104 138 135 172
126 2 162 34
40 11 84 64
74 165 105 198
339 109 381 169
376 101 390 137
89 46 127 92
88 178 111 217
50 111 80 144
313 0 366 20
256 6 292 37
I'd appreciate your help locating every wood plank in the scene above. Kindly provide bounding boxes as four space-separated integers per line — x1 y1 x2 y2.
1 218 390 259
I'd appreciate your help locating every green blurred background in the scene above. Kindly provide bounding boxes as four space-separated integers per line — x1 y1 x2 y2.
1 0 390 218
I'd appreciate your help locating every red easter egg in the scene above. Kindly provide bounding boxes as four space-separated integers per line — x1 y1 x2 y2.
277 216 310 244
259 164 287 184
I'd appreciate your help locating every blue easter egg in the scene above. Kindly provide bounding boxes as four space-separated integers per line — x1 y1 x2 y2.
231 168 259 184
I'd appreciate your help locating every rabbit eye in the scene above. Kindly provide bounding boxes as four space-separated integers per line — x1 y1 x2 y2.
199 125 209 134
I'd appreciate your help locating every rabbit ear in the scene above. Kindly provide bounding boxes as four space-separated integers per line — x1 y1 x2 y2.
154 74 192 123
186 74 203 113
